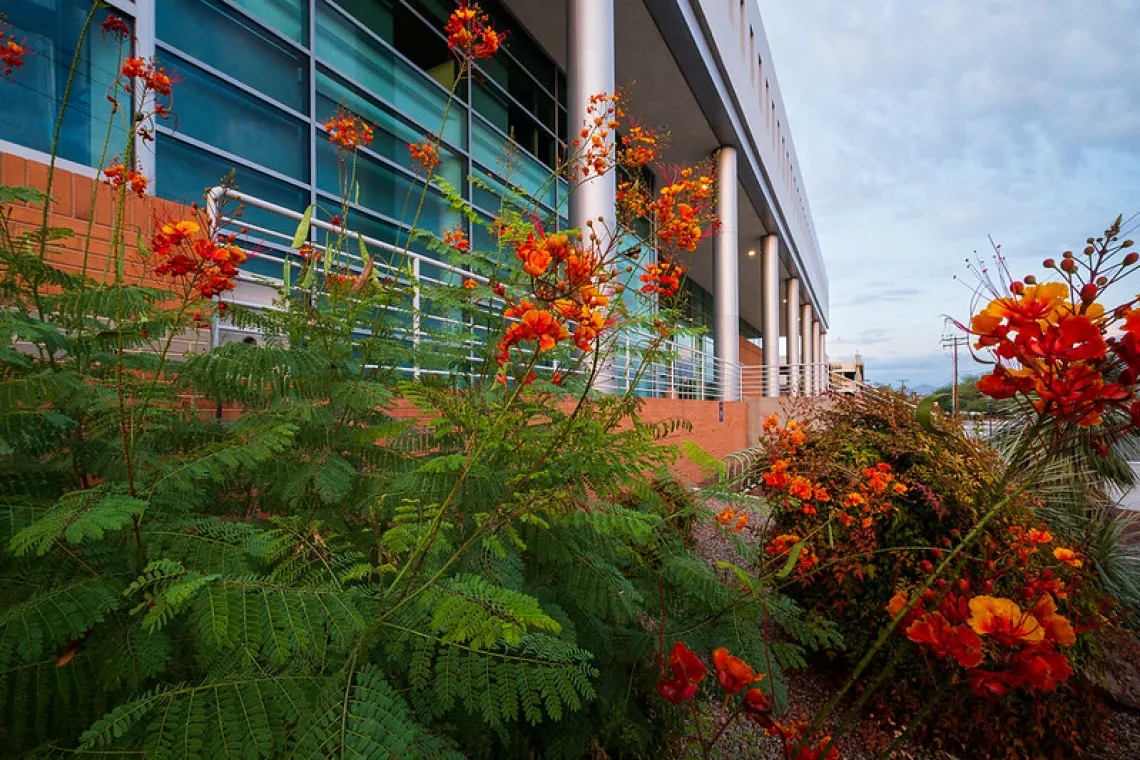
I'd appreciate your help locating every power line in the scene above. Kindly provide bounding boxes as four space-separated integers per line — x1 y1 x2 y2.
940 333 970 417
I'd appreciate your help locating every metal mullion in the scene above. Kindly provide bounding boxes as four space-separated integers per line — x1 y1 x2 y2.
308 0 317 223
133 0 157 186
156 127 311 191
156 42 313 125
470 109 557 166
470 76 562 147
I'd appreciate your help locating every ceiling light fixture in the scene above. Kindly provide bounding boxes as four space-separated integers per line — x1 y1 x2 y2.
747 249 756 256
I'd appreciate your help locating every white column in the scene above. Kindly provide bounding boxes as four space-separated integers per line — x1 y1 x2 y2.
567 0 616 391
800 302 812 396
784 277 800 395
713 147 740 401
761 235 780 397
812 320 823 395
820 330 828 392
567 0 615 237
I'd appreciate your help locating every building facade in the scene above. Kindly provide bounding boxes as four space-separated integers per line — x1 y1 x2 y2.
0 0 829 399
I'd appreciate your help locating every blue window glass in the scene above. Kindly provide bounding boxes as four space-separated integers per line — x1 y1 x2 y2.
0 0 128 168
316 139 457 239
157 53 308 181
316 69 465 193
228 0 306 44
315 0 465 149
471 120 554 210
156 133 308 246
158 0 308 112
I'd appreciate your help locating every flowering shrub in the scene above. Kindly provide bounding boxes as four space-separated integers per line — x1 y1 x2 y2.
755 395 1117 757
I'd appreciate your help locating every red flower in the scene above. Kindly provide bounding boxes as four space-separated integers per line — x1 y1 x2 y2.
711 647 762 694
741 687 774 726
967 669 1023 701
444 1 508 62
0 23 27 77
408 140 439 171
655 642 706 704
905 612 984 668
1011 645 1073 691
101 14 131 40
325 108 374 150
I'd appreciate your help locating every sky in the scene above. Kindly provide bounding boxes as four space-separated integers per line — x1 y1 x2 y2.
760 0 1140 390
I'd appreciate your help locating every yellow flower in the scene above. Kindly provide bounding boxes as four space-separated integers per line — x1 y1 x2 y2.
967 596 1045 645
1053 547 1083 568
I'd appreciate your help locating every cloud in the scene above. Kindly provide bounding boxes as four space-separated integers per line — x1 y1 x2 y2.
762 0 1140 385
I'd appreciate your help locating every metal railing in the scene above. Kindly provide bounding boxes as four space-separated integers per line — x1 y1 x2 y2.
739 362 831 398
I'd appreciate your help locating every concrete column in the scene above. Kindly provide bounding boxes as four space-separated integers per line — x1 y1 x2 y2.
567 0 615 238
819 330 828 392
784 277 800 395
812 320 823 394
713 147 740 401
761 235 780 397
567 0 616 391
800 302 812 396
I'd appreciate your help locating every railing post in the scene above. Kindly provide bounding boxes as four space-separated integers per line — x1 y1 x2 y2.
624 333 631 392
412 257 421 379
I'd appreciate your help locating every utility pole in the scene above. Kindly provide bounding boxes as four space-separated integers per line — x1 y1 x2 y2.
940 334 969 417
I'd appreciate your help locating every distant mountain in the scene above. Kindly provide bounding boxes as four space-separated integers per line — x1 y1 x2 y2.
909 383 937 395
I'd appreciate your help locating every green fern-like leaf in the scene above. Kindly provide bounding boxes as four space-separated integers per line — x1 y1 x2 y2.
9 488 148 556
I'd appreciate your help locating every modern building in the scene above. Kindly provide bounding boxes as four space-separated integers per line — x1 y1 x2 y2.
0 0 829 402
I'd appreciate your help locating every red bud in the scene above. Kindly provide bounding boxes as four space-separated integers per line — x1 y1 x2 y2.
982 580 993 592
1080 283 1098 303
1043 258 1055 268
936 578 948 590
1061 259 1078 273
1125 252 1139 266
919 560 934 574
957 579 970 594
1024 274 1037 285
1010 281 1025 295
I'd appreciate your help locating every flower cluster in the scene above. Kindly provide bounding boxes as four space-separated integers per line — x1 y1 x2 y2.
121 57 172 96
572 93 622 178
0 22 26 77
619 124 660 169
656 643 836 759
408 140 440 172
618 165 717 256
102 162 148 198
101 14 131 41
444 1 506 62
968 218 1140 435
151 219 246 299
715 507 748 533
639 260 684 298
442 226 470 253
494 222 615 378
324 108 373 151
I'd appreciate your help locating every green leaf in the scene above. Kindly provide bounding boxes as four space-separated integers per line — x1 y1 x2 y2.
916 393 950 433
777 539 807 578
291 204 315 249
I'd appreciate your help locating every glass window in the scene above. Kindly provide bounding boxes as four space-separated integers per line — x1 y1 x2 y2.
473 78 555 169
315 1 465 147
316 139 458 240
0 0 128 168
156 133 308 243
471 119 554 210
158 53 308 181
315 69 465 191
228 0 306 44
158 0 308 112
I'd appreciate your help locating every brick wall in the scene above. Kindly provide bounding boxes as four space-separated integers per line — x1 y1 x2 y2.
635 397 750 483
1 153 193 287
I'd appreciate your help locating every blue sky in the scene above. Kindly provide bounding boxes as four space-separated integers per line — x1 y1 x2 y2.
761 0 1140 389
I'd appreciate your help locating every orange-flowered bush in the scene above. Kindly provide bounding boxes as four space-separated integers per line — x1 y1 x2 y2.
754 399 1116 758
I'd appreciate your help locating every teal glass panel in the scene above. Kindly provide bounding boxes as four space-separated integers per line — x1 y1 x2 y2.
158 53 308 181
229 0 306 44
158 0 307 111
0 0 127 168
316 140 458 241
473 78 555 168
471 119 554 210
156 134 308 241
335 0 394 41
315 70 465 192
315 0 465 148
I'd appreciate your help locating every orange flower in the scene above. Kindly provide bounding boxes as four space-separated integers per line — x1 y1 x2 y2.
442 227 470 252
711 648 762 694
408 139 439 171
444 1 507 61
1053 547 1082 568
516 233 554 277
1032 595 1076 647
741 687 774 726
905 612 984 668
762 459 791 490
462 279 477 289
886 592 908 619
325 108 374 150
102 163 149 197
966 596 1045 646
1026 528 1053 544
639 260 685 298
788 476 813 501
1011 645 1073 691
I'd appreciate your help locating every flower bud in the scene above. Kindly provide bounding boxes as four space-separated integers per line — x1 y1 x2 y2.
930 548 943 558
950 528 960 538
985 560 997 572
919 560 934 574
1024 274 1037 285
1125 252 1139 266
941 537 952 548
1080 283 1098 303
1042 569 1054 580
1061 259 1078 273
1043 258 1056 268
1084 246 1095 255
1124 240 1134 247
1096 276 1108 286
957 579 970 594
1009 281 1025 295
936 578 948 590
982 580 993 592
1063 251 1074 259
921 589 937 603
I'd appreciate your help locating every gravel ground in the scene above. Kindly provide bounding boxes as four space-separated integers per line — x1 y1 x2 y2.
687 494 1140 759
